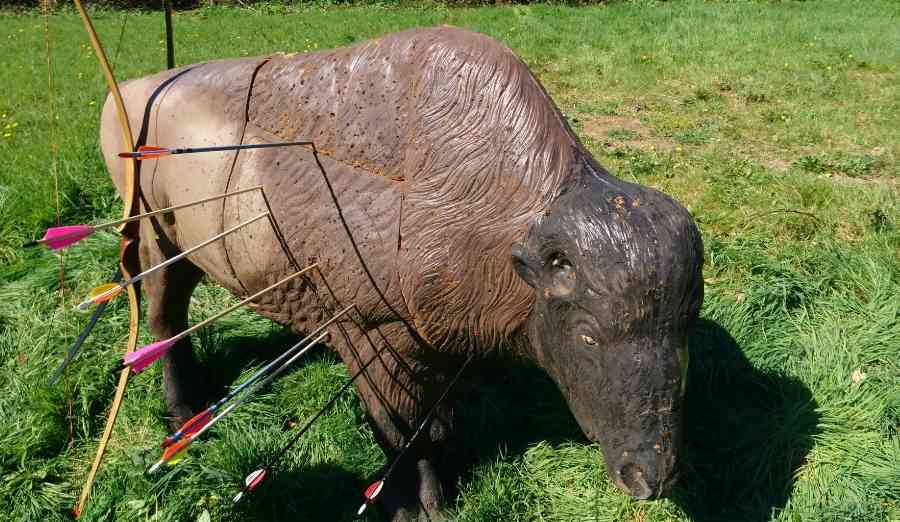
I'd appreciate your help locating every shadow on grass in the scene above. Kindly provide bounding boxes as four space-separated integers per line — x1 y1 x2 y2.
230 462 375 522
196 328 341 397
674 318 820 522
453 359 584 467
452 317 819 522
191 318 818 522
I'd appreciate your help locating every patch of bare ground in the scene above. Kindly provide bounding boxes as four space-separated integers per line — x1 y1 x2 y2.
582 115 675 153
819 172 898 187
768 159 792 172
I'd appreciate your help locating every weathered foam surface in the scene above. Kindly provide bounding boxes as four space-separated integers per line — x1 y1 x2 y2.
100 26 583 352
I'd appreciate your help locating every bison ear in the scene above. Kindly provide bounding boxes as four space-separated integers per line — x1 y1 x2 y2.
511 242 540 288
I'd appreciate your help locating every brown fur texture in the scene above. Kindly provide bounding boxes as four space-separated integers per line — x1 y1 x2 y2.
244 27 576 353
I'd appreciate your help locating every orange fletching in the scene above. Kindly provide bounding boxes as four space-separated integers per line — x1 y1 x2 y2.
87 284 123 306
135 145 171 159
162 438 190 464
162 409 212 448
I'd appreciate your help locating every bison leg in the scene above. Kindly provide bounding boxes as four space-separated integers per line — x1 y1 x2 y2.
337 322 459 521
138 222 208 426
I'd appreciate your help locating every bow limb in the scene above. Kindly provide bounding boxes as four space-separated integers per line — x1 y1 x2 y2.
72 0 140 230
74 243 140 517
71 1 142 516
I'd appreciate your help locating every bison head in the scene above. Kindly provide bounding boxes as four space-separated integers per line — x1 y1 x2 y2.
511 154 703 499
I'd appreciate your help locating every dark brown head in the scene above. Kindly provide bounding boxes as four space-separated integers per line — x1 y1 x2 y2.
511 153 703 499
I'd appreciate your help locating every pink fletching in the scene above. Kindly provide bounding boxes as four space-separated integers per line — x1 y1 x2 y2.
124 338 176 374
357 480 384 515
246 469 267 491
364 480 384 501
42 225 93 250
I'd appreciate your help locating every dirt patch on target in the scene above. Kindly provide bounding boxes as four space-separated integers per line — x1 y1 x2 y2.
582 115 675 152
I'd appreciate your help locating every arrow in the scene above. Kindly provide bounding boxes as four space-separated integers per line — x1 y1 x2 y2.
357 480 385 515
231 469 267 503
115 263 318 374
160 409 212 449
147 330 330 473
118 141 313 160
24 186 263 251
356 356 472 515
162 303 355 449
77 211 269 310
86 283 124 304
24 225 94 250
48 268 123 385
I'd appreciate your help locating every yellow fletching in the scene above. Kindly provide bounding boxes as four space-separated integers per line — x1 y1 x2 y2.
166 445 189 465
89 283 122 302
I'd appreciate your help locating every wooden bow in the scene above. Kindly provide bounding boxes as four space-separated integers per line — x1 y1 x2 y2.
71 0 143 515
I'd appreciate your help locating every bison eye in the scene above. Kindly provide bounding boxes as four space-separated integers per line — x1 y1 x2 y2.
549 254 572 270
546 253 576 297
581 334 597 346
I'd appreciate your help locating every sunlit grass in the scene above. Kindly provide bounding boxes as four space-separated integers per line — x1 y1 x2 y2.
0 1 897 521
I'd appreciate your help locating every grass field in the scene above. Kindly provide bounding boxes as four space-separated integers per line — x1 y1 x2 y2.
1 1 898 521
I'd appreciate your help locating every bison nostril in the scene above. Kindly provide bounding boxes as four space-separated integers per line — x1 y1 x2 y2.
618 462 652 500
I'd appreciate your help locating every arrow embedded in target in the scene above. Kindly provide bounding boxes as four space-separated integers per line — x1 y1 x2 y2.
77 211 270 310
162 304 353 449
115 263 318 374
24 185 263 251
356 357 472 515
118 141 312 160
147 330 330 473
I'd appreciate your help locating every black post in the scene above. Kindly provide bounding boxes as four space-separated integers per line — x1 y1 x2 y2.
163 0 175 69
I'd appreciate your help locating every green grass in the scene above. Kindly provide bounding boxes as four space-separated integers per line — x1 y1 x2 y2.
1 1 898 521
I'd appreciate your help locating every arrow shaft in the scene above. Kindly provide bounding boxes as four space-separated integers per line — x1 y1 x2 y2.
80 212 270 309
235 304 392 502
355 357 471 515
152 329 330 473
93 185 263 232
381 356 472 482
192 330 329 441
128 212 268 291
49 269 122 385
169 141 312 156
209 303 353 408
272 321 381 462
165 303 353 446
170 262 318 344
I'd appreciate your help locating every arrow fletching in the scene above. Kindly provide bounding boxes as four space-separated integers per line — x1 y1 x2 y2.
89 283 122 300
25 225 94 250
357 479 384 515
162 409 213 448
77 283 123 311
121 338 176 374
118 145 172 160
147 438 191 474
232 468 267 504
164 440 190 465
